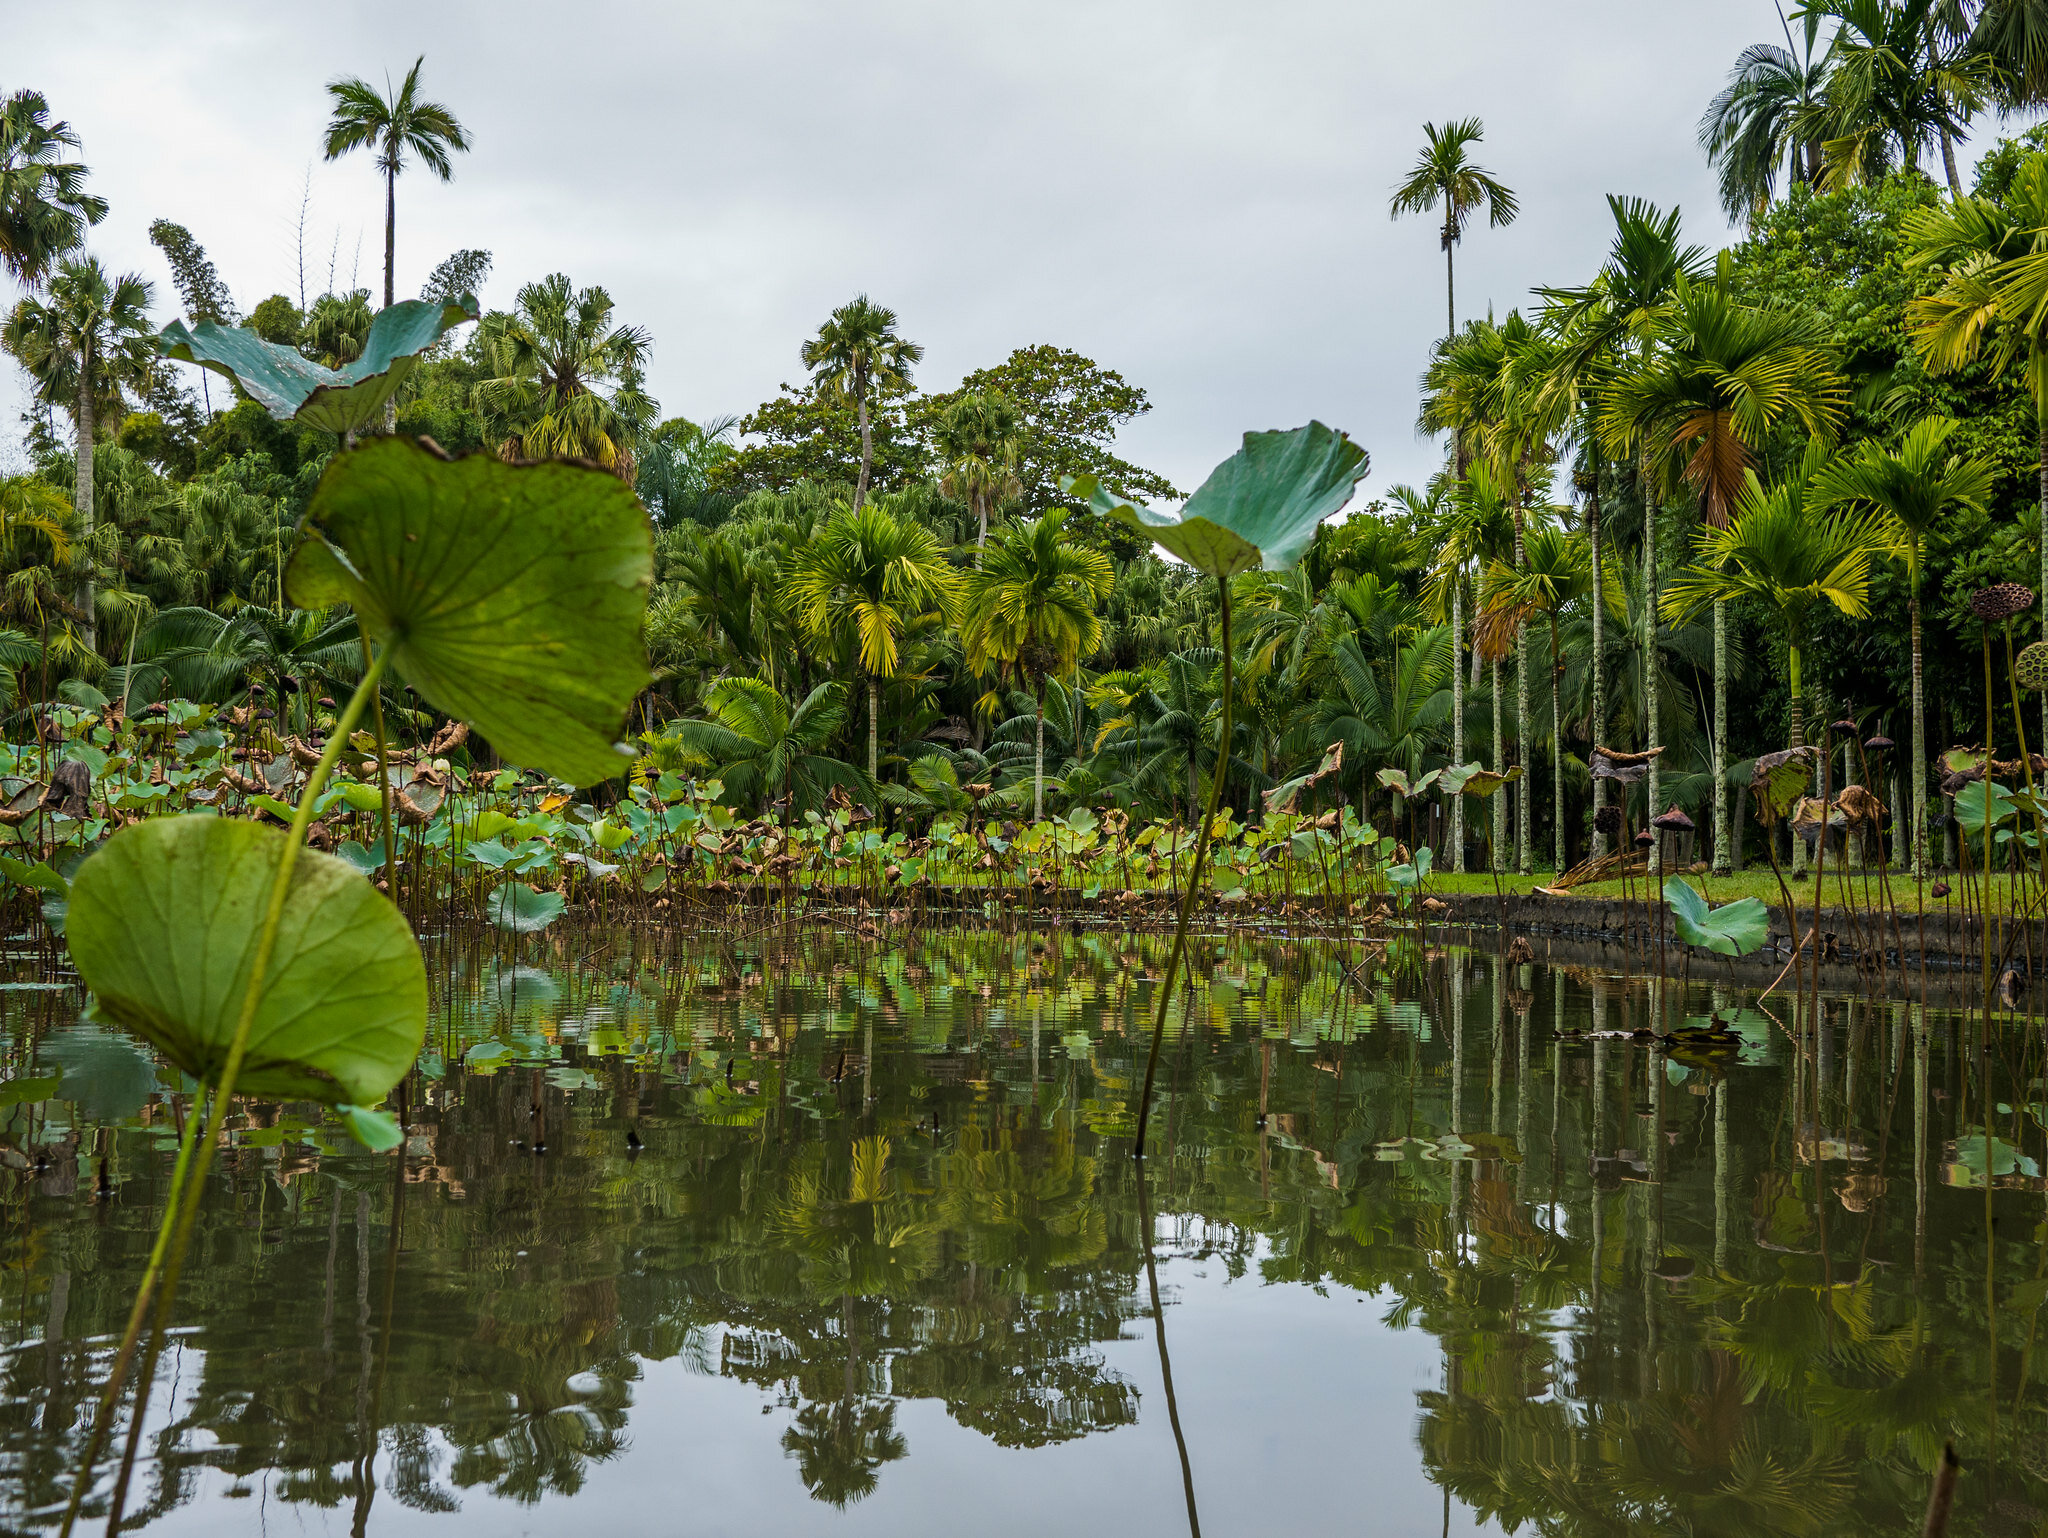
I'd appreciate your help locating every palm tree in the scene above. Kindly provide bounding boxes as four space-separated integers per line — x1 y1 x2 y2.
303 288 372 368
1905 152 2048 750
1428 466 1521 870
801 295 922 513
1663 441 1897 870
1811 0 1985 194
120 605 362 721
1389 118 1519 339
960 511 1113 819
475 274 654 478
0 474 71 564
783 503 964 782
1598 275 1846 873
666 677 862 813
2 256 153 654
322 57 471 315
1291 629 1453 836
1542 196 1708 872
0 90 106 289
935 390 1024 556
1812 416 1994 875
1477 527 1617 874
1699 12 1830 221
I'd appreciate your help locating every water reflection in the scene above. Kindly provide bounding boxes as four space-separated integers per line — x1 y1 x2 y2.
0 929 2034 1533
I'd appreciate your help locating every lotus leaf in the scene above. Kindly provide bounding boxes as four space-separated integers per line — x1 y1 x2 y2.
490 883 566 933
65 816 425 1104
1063 423 1368 578
1456 766 1522 800
158 296 479 436
1749 746 1818 823
1664 878 1771 958
286 437 653 786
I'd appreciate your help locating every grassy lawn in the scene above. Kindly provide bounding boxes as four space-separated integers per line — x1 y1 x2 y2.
1422 866 2035 918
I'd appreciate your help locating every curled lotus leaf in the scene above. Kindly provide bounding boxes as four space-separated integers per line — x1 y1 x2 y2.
1943 746 1986 775
1263 741 1344 815
1590 746 1661 784
287 436 653 787
1456 766 1523 800
1063 423 1368 579
1749 747 1817 823
159 296 478 437
64 816 426 1105
1376 766 1440 798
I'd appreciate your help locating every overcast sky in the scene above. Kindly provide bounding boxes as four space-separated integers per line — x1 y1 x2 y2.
4 0 2026 501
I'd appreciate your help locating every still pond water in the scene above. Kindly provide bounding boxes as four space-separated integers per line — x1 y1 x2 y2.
0 926 2032 1535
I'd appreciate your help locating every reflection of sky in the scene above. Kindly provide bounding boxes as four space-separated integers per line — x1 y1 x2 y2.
138 1260 1491 1537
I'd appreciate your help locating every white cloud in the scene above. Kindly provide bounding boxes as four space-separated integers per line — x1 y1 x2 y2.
5 0 2004 502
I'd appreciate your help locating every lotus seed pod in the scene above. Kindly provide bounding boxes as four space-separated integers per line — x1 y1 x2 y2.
2017 641 2048 691
1968 582 2035 622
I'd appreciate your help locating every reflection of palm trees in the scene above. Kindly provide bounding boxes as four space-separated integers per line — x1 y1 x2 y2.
780 1396 906 1507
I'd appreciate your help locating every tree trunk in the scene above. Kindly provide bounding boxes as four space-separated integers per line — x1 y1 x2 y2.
1713 598 1730 873
1034 686 1046 822
1941 124 1963 199
976 491 988 561
1911 587 1927 878
1789 643 1807 875
867 676 879 783
1642 455 1660 876
854 378 873 514
1589 488 1606 857
2037 405 2046 764
1550 619 1565 876
1451 575 1465 872
383 166 398 434
73 374 95 656
1445 233 1456 339
1514 497 1530 875
1492 657 1505 873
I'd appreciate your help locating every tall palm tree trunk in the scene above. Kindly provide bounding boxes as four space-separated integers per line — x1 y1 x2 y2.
1589 490 1606 856
1451 576 1465 872
867 676 879 783
1492 657 1505 873
383 165 398 434
1911 586 1927 878
1713 598 1730 873
1941 125 1963 200
1641 456 1660 877
1788 642 1807 876
1549 619 1564 874
853 381 873 514
73 376 95 655
1445 230 1456 338
1513 505 1530 875
1034 685 1046 822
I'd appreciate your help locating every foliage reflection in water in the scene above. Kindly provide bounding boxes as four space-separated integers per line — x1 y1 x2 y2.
0 926 2031 1535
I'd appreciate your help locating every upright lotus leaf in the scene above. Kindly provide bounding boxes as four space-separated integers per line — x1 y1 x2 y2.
287 437 653 786
1749 746 1818 824
159 295 479 437
65 816 426 1104
1665 878 1771 958
1263 741 1344 814
1063 422 1368 578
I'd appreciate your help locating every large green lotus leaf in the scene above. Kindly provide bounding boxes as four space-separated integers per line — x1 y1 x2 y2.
1064 422 1368 578
287 436 653 786
65 816 424 1104
159 295 478 436
1665 878 1771 958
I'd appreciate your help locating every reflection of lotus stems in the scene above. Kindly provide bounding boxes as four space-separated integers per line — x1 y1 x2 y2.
1135 1153 1202 1537
1134 585 1232 1156
59 645 396 1536
54 1085 207 1536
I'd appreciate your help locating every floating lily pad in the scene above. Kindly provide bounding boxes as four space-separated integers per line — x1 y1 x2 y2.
287 436 653 786
65 816 426 1104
